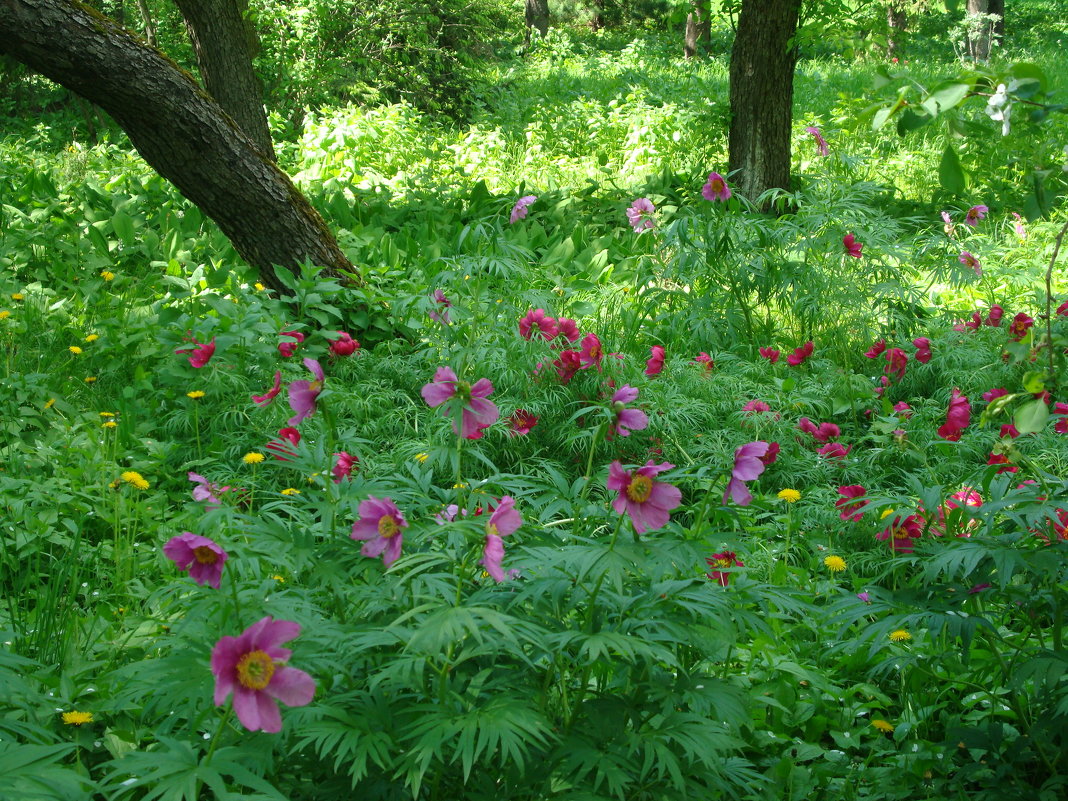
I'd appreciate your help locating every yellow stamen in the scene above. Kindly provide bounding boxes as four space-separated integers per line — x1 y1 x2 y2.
236 650 275 690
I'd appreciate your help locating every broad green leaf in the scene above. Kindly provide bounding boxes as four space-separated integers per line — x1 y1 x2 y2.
1014 399 1049 435
938 145 966 195
897 108 931 134
921 81 971 116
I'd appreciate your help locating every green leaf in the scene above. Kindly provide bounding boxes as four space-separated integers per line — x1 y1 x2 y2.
896 108 931 134
921 81 972 116
938 145 966 195
1014 398 1049 435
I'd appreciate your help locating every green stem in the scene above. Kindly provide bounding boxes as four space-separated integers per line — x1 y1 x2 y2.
578 421 609 500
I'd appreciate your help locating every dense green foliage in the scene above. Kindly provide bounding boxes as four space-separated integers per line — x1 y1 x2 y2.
2 3 1068 800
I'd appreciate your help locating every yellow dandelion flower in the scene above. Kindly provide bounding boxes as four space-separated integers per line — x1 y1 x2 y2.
84 376 97 383
306 472 321 483
11 293 24 301
102 421 118 429
414 453 429 463
271 574 285 583
880 508 896 520
243 452 265 464
132 478 149 490
777 489 801 503
453 481 468 489
69 346 83 354
824 555 847 572
254 282 266 291
186 390 205 399
0 310 10 320
100 270 115 281
108 480 120 489
280 488 301 495
44 398 56 409
120 471 143 483
61 710 94 726
889 629 912 643
99 412 115 417
84 334 99 343
872 719 894 733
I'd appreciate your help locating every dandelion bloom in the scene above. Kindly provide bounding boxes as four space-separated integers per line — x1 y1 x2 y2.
333 451 358 482
777 488 800 503
100 270 115 281
694 352 714 371
481 496 522 582
959 251 981 276
843 233 863 258
607 460 682 534
210 617 316 733
805 126 829 156
786 341 814 367
287 358 325 426
506 409 539 436
1008 312 1034 341
758 347 780 364
578 333 604 371
876 514 924 553
937 388 970 441
519 309 558 341
351 496 408 566
836 485 869 521
163 532 228 589
889 629 912 642
328 331 359 357
872 719 894 733
85 334 99 342
69 345 82 354
964 204 988 226
706 551 744 587
252 371 283 406
175 335 216 368
421 366 499 439
243 452 265 464
62 711 93 726
723 441 770 507
509 195 537 223
608 385 649 438
278 330 304 358
824 555 846 572
428 289 452 325
645 345 665 377
865 339 887 359
121 470 149 490
555 318 580 342
701 172 731 202
626 198 656 232
186 390 205 399
912 337 931 364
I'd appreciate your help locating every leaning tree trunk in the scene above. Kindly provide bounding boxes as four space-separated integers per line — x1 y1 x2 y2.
886 1 907 56
174 0 274 159
524 0 549 45
0 0 353 294
135 0 155 46
728 0 802 207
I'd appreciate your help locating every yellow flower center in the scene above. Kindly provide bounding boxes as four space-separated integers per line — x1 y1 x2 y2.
193 546 218 564
309 380 322 392
713 558 732 568
236 650 275 690
378 515 400 538
626 474 653 503
487 523 499 536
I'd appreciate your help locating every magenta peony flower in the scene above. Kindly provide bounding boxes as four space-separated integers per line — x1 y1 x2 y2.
694 352 714 371
723 441 770 506
555 318 580 342
278 330 304 358
786 341 814 366
509 195 537 223
266 426 301 461
552 349 582 384
328 331 359 357
894 401 913 418
608 460 682 534
836 485 868 521
428 289 452 325
1009 312 1034 341
188 472 231 509
865 339 887 359
876 514 924 553
163 532 228 589
941 210 955 236
985 305 1004 327
959 251 981 276
210 617 316 733
987 452 1017 474
252 371 283 406
706 551 744 587
759 347 780 364
645 345 665 376
506 409 539 436
287 358 325 426
1057 300 1068 317
818 442 851 459
333 451 358 482
351 496 408 566
964 204 988 226
798 417 839 443
982 387 1008 403
760 442 781 466
421 366 499 439
608 385 649 439
1000 423 1020 439
701 172 731 202
805 126 829 156
578 333 604 371
481 496 522 582
176 335 215 368
742 400 772 415
519 309 558 341
913 337 931 364
1053 402 1068 434
884 347 908 380
843 233 863 258
626 198 656 232
937 388 970 441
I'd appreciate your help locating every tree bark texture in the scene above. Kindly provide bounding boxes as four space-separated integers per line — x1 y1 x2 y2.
174 0 274 159
525 0 549 44
134 0 155 46
684 1 710 59
966 0 993 61
886 1 907 56
728 0 801 206
0 0 353 293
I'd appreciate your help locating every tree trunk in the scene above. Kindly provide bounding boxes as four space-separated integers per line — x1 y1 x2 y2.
988 0 1004 43
135 0 155 47
524 0 549 45
590 0 603 31
886 1 907 56
0 0 353 294
174 0 273 159
966 0 992 61
728 0 801 207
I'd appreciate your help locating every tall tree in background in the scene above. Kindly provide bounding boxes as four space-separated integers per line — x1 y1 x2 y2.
525 0 550 44
727 0 802 206
0 0 352 292
683 0 710 59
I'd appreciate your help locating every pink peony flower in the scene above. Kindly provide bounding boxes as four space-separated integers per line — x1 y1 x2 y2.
350 496 408 566
843 233 863 258
1012 212 1026 239
267 426 301 461
706 551 744 587
1057 300 1068 317
937 388 970 441
519 309 558 341
333 451 358 482
626 198 656 232
645 345 665 376
1009 312 1034 341
608 385 649 439
985 305 1004 327
912 337 931 364
929 487 982 537
743 400 772 415
759 346 780 364
210 617 316 733
875 514 924 553
723 441 770 507
607 460 682 534
959 251 981 276
760 442 781 465
701 172 731 202
786 341 814 366
287 358 325 426
421 366 499 439
328 331 359 357
428 289 452 325
1000 423 1020 439
798 417 840 443
188 472 231 509
252 371 283 406
805 126 829 156
987 452 1017 473
1053 402 1068 434
694 352 715 371
481 496 522 582
885 347 908 380
964 204 988 227
818 442 851 459
941 210 955 236
163 532 228 589
509 195 537 223
835 485 868 521
894 401 913 418
865 339 887 359
982 388 1008 403
578 333 604 371
555 318 580 342
176 335 216 368
857 591 872 604
278 330 304 358
552 349 582 384
506 409 539 436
